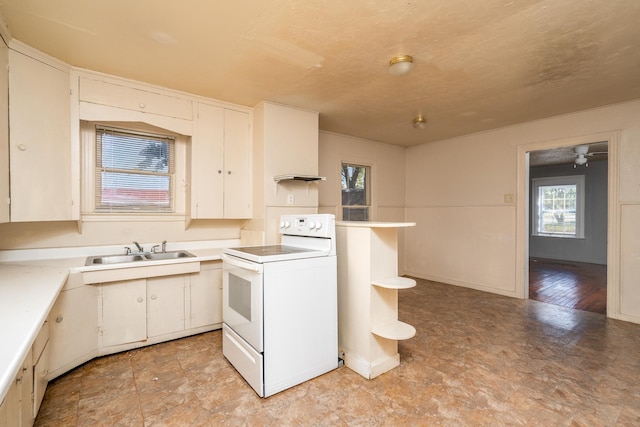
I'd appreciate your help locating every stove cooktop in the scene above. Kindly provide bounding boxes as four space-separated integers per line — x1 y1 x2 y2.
223 244 329 263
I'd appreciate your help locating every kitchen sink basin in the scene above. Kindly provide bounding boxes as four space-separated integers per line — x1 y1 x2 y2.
86 254 146 265
85 250 195 266
144 251 195 260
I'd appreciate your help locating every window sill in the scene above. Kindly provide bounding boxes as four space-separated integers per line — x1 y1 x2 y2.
532 234 585 240
81 213 186 222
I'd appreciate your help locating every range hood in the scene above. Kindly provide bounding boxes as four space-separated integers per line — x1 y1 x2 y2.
273 174 326 182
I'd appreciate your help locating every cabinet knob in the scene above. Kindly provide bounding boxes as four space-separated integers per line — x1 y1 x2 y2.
227 170 232 175
137 297 144 303
139 103 146 109
151 295 157 300
18 144 27 151
56 315 63 323
218 170 222 174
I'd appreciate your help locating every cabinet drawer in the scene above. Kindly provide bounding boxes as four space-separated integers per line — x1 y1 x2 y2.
32 321 49 364
79 77 193 120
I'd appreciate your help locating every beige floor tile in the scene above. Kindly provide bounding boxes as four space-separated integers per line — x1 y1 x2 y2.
35 279 640 426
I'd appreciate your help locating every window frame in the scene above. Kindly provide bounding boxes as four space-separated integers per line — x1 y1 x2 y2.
93 125 176 214
341 162 371 221
532 175 585 239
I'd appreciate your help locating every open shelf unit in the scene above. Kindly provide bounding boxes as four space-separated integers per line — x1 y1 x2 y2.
336 221 416 379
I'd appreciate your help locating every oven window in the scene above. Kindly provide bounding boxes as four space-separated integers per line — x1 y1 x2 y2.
229 273 252 321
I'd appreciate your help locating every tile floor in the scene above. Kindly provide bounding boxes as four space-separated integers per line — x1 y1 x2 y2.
35 278 640 426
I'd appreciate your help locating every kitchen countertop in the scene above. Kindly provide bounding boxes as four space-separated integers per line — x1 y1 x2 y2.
336 221 416 228
0 263 68 405
0 244 228 405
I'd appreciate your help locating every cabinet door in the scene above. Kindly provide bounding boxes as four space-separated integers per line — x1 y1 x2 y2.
33 342 49 419
223 109 251 218
48 285 98 379
8 50 71 222
190 262 223 329
19 353 33 427
3 365 20 427
147 275 186 338
101 279 147 347
0 40 9 224
191 102 224 219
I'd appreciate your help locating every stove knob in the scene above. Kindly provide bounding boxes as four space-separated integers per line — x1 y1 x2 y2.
308 221 315 230
280 221 285 228
315 222 322 230
283 221 290 229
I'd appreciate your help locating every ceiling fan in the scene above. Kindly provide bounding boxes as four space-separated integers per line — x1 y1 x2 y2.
573 145 607 167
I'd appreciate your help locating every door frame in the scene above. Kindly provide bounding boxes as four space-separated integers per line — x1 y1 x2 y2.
515 131 620 317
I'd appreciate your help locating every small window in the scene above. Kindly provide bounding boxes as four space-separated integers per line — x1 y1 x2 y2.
532 175 584 238
95 126 175 212
341 163 370 221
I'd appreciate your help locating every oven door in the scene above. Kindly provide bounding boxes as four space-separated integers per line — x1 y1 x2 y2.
222 253 264 352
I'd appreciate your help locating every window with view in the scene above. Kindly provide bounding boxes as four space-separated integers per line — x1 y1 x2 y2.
341 163 370 221
95 126 175 213
532 175 584 238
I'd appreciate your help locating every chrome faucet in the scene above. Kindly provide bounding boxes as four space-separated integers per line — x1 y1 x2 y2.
151 241 167 253
133 241 144 253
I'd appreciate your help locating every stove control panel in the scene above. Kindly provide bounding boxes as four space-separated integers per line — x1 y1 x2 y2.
279 214 335 238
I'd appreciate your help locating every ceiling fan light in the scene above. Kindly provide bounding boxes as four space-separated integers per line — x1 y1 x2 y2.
574 145 589 155
389 55 413 76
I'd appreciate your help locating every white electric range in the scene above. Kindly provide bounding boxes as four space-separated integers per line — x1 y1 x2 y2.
221 214 338 397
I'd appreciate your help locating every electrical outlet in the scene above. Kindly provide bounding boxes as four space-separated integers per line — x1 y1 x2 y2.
287 194 295 205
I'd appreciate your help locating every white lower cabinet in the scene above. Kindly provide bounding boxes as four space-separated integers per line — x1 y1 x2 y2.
31 321 49 419
48 285 98 380
189 261 222 329
99 275 190 350
43 263 222 388
100 279 147 348
0 349 33 427
147 275 187 338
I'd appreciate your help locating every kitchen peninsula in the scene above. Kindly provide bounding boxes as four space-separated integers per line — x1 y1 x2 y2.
335 221 416 379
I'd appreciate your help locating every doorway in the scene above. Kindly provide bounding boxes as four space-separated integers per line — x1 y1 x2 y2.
525 141 609 314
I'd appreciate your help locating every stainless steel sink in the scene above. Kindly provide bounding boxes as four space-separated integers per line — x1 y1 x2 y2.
144 251 195 260
86 254 146 265
85 250 195 266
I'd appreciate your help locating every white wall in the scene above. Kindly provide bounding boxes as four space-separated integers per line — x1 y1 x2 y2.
318 131 407 272
405 99 640 323
248 102 321 244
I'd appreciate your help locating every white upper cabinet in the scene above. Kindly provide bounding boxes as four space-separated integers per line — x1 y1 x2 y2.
0 39 8 224
224 108 252 218
79 76 193 120
191 102 251 219
8 48 72 222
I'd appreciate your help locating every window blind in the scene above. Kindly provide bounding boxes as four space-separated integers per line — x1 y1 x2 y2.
95 126 175 213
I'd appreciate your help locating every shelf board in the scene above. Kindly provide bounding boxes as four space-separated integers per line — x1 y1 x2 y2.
371 321 416 340
371 277 416 289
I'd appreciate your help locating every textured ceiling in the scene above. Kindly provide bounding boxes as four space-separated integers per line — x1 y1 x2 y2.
1 0 639 147
529 141 608 167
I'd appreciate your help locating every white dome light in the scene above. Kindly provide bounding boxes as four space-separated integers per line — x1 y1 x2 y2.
389 55 413 76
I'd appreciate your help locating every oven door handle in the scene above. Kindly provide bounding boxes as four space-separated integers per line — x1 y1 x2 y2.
221 254 263 273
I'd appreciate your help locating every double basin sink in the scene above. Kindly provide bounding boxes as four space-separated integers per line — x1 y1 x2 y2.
85 250 195 266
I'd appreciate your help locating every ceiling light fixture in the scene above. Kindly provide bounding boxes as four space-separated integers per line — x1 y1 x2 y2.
412 114 427 129
389 55 413 76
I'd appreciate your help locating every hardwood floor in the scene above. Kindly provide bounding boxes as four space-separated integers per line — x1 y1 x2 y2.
529 258 607 314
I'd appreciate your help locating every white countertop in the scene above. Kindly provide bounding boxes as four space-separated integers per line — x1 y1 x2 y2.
336 221 416 228
0 244 227 404
0 263 68 404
